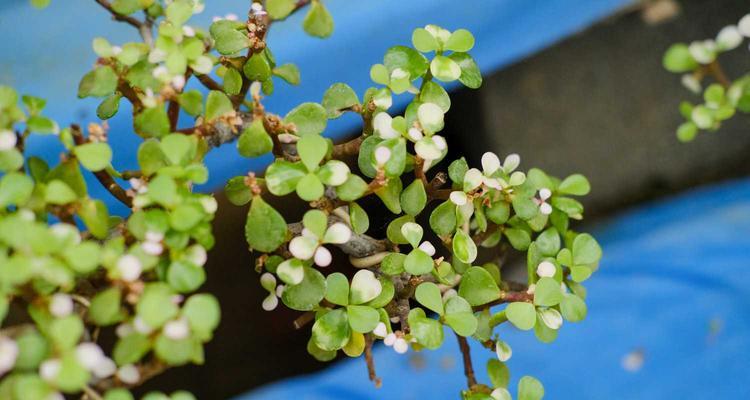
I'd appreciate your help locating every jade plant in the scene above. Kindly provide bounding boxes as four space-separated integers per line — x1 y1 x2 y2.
0 1 602 399
663 13 750 141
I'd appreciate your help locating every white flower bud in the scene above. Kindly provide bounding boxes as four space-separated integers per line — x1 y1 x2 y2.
75 343 105 370
117 364 140 384
182 25 196 37
142 240 164 256
171 75 186 91
716 25 743 50
145 231 164 242
39 359 61 382
163 318 190 340
681 74 701 94
739 14 750 37
418 241 436 257
117 254 142 282
133 316 153 335
186 244 208 267
393 338 409 354
449 191 467 206
92 357 116 379
0 130 17 151
372 322 387 338
481 152 501 175
536 261 556 278
0 337 19 375
407 127 423 142
49 293 74 318
313 246 333 267
374 146 392 166
225 13 239 21
539 202 553 215
262 293 278 311
538 188 552 200
200 196 218 214
383 333 397 346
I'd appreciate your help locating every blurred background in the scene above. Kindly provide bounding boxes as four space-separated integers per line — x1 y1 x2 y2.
2 0 750 398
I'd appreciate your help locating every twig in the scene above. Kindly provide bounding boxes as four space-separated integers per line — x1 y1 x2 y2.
707 60 731 88
364 334 382 388
71 125 133 208
82 385 103 400
456 333 477 389
94 0 141 28
332 136 364 157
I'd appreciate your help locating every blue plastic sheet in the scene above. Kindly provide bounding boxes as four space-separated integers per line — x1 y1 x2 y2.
0 0 630 214
240 179 750 399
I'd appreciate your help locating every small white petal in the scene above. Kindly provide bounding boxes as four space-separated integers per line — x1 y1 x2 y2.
288 236 318 260
0 130 17 151
373 322 387 337
225 13 239 21
374 146 392 166
739 14 750 37
540 202 553 215
275 285 285 297
49 293 74 318
539 188 552 200
314 246 333 267
481 152 501 175
681 74 702 94
407 127 423 142
262 293 279 311
75 343 105 370
133 317 153 335
536 261 556 278
393 338 409 354
384 333 397 346
250 81 263 97
145 231 164 242
117 364 140 385
323 223 352 244
39 359 61 382
418 241 436 257
142 240 163 256
117 255 142 282
163 318 190 340
449 191 467 206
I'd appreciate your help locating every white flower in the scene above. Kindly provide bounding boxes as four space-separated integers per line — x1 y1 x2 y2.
418 241 436 257
117 254 142 282
39 359 61 382
393 338 409 354
374 146 392 166
373 113 400 139
716 25 743 50
372 322 387 338
535 188 553 215
739 14 750 37
536 261 556 278
449 191 468 206
75 343 105 370
163 318 190 340
117 364 140 384
0 130 17 151
0 337 19 376
49 293 74 318
313 246 332 267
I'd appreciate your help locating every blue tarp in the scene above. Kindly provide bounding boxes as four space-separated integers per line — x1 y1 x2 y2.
241 179 750 399
0 0 631 214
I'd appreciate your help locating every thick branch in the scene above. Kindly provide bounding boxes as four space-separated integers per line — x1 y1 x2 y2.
287 213 388 258
364 334 382 388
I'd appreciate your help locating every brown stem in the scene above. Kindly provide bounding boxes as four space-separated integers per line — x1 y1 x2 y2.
292 312 314 329
332 136 364 157
707 61 731 88
364 334 382 388
195 74 223 92
94 0 142 29
167 100 180 131
456 333 477 389
71 125 133 208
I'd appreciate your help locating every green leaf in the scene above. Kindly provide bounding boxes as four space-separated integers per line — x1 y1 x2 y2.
374 176 402 214
49 315 84 349
444 29 475 52
165 0 193 25
135 107 170 138
153 336 195 366
78 198 110 239
183 294 221 337
297 134 328 171
322 83 359 118
62 242 101 274
56 353 91 392
458 267 501 306
137 283 178 328
265 160 307 195
444 296 477 336
303 0 334 38
325 272 350 306
0 172 33 207
558 174 590 196
245 196 287 252
346 305 380 333
407 308 443 349
400 222 423 248
237 120 273 157
572 233 602 265
335 175 368 201
663 43 698 73
273 63 301 85
430 55 461 82
412 28 439 52
89 288 123 326
415 282 443 315
560 294 587 322
535 227 560 256
419 80 451 112
225 176 252 206
506 302 536 331
533 277 563 307
45 180 78 205
27 116 58 134
281 267 326 311
380 252 406 275
97 94 121 120
449 52 482 89
349 202 369 235
384 46 429 81
243 53 272 81
74 142 112 171
212 23 251 55
267 0 296 19
285 102 327 136
205 91 234 121
78 67 118 98
114 334 151 365
111 0 142 15
303 209 328 238
296 173 325 201
349 270 382 305
179 90 204 116
223 68 243 95
401 179 427 216
487 359 510 389
14 331 48 370
404 248 434 275
452 230 477 264
312 308 350 350
430 201 457 236
518 376 545 400
167 261 206 292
